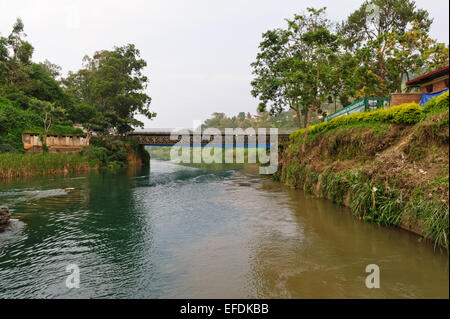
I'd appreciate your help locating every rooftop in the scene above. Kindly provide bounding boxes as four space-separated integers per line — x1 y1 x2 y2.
406 65 449 86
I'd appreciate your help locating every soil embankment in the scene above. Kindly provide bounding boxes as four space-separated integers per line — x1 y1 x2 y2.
276 109 449 249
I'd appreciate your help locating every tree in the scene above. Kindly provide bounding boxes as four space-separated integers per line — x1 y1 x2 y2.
39 59 62 80
296 16 339 152
251 8 338 131
66 103 99 143
385 21 449 92
251 8 338 151
30 98 64 150
0 18 34 87
339 0 435 95
327 52 360 111
63 44 155 135
251 26 305 127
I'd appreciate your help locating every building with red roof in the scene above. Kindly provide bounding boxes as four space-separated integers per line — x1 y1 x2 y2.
406 65 449 94
390 65 449 106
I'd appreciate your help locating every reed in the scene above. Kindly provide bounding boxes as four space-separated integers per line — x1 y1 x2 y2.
0 152 94 179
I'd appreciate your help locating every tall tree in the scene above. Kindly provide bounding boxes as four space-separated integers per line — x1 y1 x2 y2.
63 44 155 135
327 51 359 111
251 8 338 130
339 0 437 95
251 8 338 151
29 98 64 149
0 18 34 87
251 26 306 128
39 59 62 80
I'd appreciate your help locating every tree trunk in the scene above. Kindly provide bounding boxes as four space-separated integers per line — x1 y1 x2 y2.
86 131 92 145
293 107 302 128
301 107 312 153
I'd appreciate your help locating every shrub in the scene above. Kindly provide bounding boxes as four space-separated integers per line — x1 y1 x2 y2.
0 143 16 153
290 102 423 140
0 99 42 151
387 103 422 124
87 138 131 168
81 146 109 166
422 91 449 116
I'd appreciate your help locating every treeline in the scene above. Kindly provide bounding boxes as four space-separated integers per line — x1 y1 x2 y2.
0 18 154 154
251 0 449 151
201 110 299 131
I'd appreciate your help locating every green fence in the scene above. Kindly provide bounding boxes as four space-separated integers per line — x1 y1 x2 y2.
325 97 390 122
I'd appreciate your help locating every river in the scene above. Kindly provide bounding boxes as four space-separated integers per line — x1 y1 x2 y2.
0 159 448 298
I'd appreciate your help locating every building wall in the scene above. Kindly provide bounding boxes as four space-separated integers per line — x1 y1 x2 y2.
390 93 423 106
22 133 89 153
419 76 449 93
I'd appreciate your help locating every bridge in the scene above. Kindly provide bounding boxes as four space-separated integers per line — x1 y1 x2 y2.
127 129 292 148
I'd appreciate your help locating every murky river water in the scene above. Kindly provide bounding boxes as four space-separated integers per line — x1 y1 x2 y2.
0 160 448 298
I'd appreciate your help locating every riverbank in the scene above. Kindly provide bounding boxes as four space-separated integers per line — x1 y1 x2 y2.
0 140 149 180
0 152 94 179
276 97 449 250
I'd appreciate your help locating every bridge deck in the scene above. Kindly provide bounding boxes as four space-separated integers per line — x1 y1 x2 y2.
127 130 292 147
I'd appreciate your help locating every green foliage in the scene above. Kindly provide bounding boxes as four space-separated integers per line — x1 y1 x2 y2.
406 197 449 250
250 7 338 128
202 110 299 130
422 91 449 116
306 169 405 226
63 44 155 135
0 97 41 151
66 103 98 126
389 103 423 124
251 1 448 127
0 143 16 153
26 63 66 103
1 18 154 158
0 152 92 178
290 103 422 140
321 170 356 205
84 138 149 169
339 0 447 95
350 180 403 226
81 146 109 167
23 125 84 135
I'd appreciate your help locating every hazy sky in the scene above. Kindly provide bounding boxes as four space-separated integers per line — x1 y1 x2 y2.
1 0 448 128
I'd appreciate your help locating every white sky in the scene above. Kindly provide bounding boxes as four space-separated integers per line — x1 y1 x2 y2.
0 0 448 128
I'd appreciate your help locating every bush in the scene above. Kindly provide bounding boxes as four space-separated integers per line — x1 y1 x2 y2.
81 145 109 166
422 91 449 116
0 143 16 153
388 103 422 124
290 102 423 140
88 138 129 168
0 98 42 151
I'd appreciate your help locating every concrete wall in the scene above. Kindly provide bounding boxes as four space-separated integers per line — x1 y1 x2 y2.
390 93 423 106
22 133 88 153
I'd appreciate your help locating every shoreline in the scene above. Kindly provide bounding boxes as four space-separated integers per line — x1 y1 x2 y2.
275 111 449 250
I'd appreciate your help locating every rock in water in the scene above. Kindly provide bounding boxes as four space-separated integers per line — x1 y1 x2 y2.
0 206 11 230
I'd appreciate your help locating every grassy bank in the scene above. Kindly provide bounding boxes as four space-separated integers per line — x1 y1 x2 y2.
0 139 150 179
277 94 449 250
0 152 94 179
